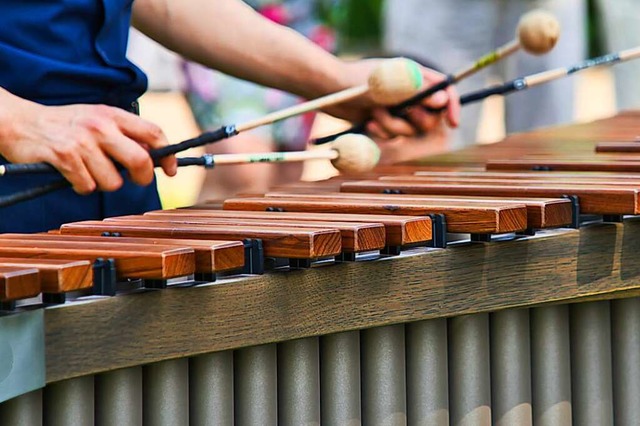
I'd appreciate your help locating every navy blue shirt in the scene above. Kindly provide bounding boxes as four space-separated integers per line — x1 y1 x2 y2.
0 0 161 233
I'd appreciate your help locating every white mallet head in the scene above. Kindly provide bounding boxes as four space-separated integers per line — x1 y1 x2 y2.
368 58 424 105
330 134 381 173
517 9 561 55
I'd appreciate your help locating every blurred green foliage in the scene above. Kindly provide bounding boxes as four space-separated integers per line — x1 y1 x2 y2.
317 0 384 54
587 0 605 56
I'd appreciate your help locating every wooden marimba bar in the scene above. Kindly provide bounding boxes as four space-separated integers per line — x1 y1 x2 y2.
2 113 640 425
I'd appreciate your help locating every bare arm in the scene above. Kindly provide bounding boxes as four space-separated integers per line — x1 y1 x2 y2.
132 0 349 100
132 0 459 133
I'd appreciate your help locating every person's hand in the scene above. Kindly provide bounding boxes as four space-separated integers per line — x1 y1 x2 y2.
324 58 460 140
376 122 450 165
0 94 177 194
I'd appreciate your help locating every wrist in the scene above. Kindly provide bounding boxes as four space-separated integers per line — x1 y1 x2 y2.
293 56 352 100
0 88 20 150
0 88 42 155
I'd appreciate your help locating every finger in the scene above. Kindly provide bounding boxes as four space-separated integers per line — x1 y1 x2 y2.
421 68 447 86
422 90 449 110
406 106 440 134
445 85 461 128
79 144 124 192
372 108 417 137
154 153 177 177
45 148 98 195
99 129 157 186
419 68 460 128
111 109 177 176
419 88 460 129
366 120 392 140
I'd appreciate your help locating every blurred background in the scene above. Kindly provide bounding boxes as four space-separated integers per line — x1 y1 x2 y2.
129 0 625 208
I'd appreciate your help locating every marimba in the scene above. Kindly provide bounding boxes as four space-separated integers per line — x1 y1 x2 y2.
2 113 640 426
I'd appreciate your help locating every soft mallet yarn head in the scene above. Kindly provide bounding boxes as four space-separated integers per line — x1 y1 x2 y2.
517 9 561 55
330 134 381 173
368 58 423 105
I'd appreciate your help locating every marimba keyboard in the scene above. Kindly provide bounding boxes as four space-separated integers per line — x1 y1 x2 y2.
2 113 640 425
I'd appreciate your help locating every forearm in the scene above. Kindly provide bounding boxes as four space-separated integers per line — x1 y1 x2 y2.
131 0 460 135
132 0 350 100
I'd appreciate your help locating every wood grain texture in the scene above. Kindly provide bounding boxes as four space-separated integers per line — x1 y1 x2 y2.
264 180 343 192
0 266 41 301
43 217 640 383
0 257 91 293
109 214 386 253
486 159 640 173
379 174 640 186
264 192 573 229
0 238 195 279
596 142 640 153
412 170 640 181
223 197 528 234
60 220 342 259
341 180 640 215
157 209 433 246
1 233 245 274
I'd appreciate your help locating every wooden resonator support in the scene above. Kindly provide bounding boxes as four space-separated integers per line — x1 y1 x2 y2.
150 209 434 249
0 266 41 302
0 234 245 276
0 238 195 280
595 142 640 153
223 197 529 234
60 221 343 260
411 170 640 180
340 180 640 216
486 158 640 173
108 215 386 254
262 192 573 230
0 257 92 294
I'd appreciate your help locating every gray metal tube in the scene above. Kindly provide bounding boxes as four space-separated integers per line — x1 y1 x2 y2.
490 309 532 426
571 301 614 426
143 358 189 426
449 313 491 426
611 297 640 426
278 337 320 426
0 389 42 426
531 305 572 426
95 366 142 426
190 350 234 426
234 343 277 426
320 330 361 426
44 376 94 426
406 318 448 426
361 324 407 426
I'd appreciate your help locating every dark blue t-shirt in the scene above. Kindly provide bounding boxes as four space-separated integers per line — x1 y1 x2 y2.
0 0 161 233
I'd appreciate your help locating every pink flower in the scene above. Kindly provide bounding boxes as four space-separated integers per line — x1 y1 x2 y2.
259 4 291 25
309 25 336 52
